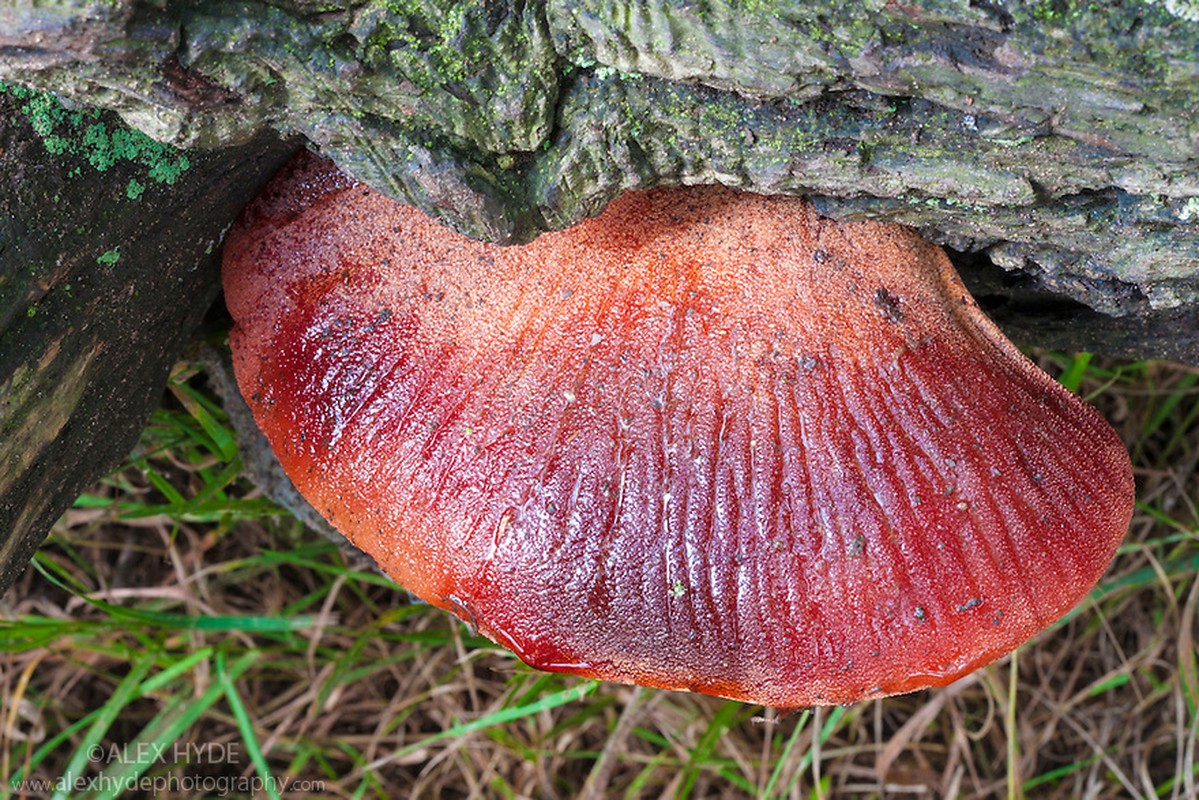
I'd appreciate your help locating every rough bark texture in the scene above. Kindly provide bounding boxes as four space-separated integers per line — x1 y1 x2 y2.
0 85 296 596
2 0 1197 356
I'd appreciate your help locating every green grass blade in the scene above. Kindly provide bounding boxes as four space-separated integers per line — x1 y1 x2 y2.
9 707 105 787
33 556 317 632
1022 754 1102 792
678 701 747 798
216 649 282 800
1058 351 1093 392
762 710 811 799
139 647 214 694
170 381 239 461
89 650 259 800
380 680 600 767
51 652 157 800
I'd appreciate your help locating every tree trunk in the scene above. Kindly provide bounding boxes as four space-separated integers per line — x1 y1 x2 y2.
0 85 296 596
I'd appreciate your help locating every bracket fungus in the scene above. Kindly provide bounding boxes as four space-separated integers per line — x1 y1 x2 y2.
224 153 1134 708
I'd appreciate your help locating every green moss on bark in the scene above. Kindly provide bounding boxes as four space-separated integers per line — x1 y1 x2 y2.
0 83 191 187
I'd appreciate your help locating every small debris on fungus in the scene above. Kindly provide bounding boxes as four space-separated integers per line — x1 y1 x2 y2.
223 152 1134 708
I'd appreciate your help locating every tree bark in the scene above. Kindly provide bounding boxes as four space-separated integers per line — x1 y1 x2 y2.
0 85 297 596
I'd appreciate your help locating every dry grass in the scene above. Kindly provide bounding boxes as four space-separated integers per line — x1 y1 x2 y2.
1 354 1196 799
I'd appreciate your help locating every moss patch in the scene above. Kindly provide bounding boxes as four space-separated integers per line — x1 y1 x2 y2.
96 248 121 267
0 83 191 188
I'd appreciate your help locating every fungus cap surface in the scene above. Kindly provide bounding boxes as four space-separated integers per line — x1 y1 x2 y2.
224 153 1134 707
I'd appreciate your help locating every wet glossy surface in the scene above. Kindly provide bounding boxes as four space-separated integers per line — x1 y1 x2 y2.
224 153 1134 707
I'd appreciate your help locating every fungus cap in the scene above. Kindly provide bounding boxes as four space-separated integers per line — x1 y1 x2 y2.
224 153 1134 707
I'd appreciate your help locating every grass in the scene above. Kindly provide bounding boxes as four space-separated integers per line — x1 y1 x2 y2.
1 352 1197 798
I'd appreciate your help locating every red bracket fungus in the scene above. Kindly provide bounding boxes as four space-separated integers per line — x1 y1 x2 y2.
223 153 1134 708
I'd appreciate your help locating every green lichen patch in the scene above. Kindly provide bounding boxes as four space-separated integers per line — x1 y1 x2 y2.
0 82 191 188
96 248 121 267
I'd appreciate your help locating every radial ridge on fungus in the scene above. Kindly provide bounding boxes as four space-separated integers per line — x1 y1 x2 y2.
224 152 1134 707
